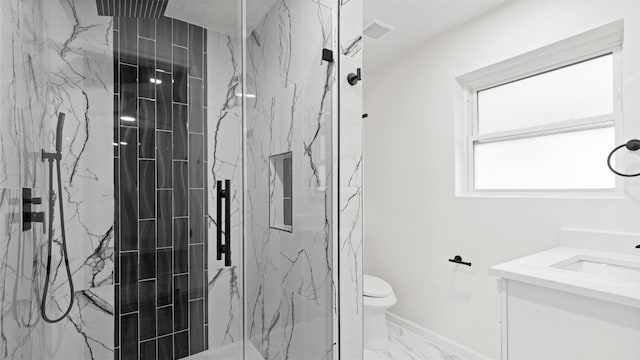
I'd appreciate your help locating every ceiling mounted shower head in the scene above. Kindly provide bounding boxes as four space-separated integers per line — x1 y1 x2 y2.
96 0 169 18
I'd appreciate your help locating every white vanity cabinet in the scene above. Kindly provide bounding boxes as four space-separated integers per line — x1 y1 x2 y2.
491 247 640 360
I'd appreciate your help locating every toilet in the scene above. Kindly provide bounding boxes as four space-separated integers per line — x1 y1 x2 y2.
363 274 397 350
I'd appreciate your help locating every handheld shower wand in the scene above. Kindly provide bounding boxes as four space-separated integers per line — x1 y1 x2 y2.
41 112 75 323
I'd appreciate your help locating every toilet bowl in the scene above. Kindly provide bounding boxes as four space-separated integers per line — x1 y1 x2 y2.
364 274 397 350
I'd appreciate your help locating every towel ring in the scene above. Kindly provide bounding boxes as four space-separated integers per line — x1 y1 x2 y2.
607 139 640 177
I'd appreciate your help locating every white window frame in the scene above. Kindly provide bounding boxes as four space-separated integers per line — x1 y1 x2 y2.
455 20 625 198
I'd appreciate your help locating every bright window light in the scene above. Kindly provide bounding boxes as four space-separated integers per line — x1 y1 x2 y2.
470 53 619 192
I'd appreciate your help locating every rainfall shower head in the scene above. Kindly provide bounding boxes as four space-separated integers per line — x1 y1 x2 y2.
96 0 168 18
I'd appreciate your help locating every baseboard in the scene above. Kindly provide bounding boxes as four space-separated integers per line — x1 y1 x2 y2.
386 312 493 360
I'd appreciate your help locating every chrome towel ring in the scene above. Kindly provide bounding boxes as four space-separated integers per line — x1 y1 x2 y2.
607 139 640 177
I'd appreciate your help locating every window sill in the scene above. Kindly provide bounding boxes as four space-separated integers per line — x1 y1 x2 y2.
457 191 628 200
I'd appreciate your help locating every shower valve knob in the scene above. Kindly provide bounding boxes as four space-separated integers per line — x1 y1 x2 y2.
22 188 45 233
25 197 42 205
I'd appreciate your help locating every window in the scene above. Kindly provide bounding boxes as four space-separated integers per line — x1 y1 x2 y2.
456 21 623 195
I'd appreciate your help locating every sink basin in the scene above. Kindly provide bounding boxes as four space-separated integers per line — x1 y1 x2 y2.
552 256 640 283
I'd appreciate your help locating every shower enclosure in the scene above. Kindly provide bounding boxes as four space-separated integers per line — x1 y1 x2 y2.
0 0 363 359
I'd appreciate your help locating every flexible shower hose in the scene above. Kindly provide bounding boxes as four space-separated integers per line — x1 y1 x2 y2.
41 151 75 323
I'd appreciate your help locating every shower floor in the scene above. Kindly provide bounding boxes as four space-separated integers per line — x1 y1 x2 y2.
365 321 465 360
186 342 264 360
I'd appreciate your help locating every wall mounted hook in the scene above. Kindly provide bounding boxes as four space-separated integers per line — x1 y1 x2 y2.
348 68 362 86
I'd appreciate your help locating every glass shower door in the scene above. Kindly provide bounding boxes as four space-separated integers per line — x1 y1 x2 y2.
1 0 245 359
244 0 339 358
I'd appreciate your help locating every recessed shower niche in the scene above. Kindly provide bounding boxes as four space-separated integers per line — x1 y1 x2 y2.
269 152 293 232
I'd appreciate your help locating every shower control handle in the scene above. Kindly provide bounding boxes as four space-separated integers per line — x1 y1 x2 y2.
216 180 232 267
22 188 46 233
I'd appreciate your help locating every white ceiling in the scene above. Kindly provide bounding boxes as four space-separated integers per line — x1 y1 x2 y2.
166 0 507 66
363 0 509 69
166 0 278 35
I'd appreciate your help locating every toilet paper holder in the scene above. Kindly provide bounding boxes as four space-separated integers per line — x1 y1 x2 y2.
449 255 472 267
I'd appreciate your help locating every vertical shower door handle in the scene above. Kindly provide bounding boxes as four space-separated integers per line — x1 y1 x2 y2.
216 180 232 266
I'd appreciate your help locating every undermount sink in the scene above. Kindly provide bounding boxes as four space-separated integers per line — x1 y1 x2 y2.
491 246 640 360
552 256 640 283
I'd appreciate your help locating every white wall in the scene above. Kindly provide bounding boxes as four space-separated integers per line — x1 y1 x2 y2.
363 1 640 358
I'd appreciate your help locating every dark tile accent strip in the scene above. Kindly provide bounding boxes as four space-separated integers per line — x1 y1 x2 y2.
139 99 156 158
174 274 189 332
174 218 188 274
139 280 157 341
119 65 137 123
140 339 156 360
188 134 204 188
173 104 188 160
188 78 203 133
120 251 138 314
173 161 188 216
139 160 156 219
174 330 190 359
189 244 204 300
157 305 173 337
156 17 172 73
139 220 156 280
158 335 174 360
189 190 203 244
120 313 138 360
156 71 173 130
120 127 138 251
157 131 172 188
115 15 208 359
157 190 173 248
188 24 203 78
172 19 188 47
139 18 155 40
189 299 205 354
157 248 173 306
139 38 156 100
119 17 138 66
173 47 188 104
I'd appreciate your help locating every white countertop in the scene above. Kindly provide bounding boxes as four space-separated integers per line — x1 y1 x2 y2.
490 247 640 309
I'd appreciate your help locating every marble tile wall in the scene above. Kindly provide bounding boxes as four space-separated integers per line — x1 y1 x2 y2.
113 15 209 360
205 30 243 353
339 0 364 358
0 0 115 359
245 0 338 359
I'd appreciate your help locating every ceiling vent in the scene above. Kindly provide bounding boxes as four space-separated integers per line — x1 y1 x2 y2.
363 20 395 40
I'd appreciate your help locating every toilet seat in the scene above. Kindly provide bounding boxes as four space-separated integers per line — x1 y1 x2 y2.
364 275 393 298
363 292 397 308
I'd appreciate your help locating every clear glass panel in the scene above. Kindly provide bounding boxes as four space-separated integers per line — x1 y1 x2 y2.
474 126 616 190
245 0 338 358
478 54 614 134
2 0 244 358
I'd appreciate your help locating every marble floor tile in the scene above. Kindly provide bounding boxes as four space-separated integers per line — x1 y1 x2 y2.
365 322 465 360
